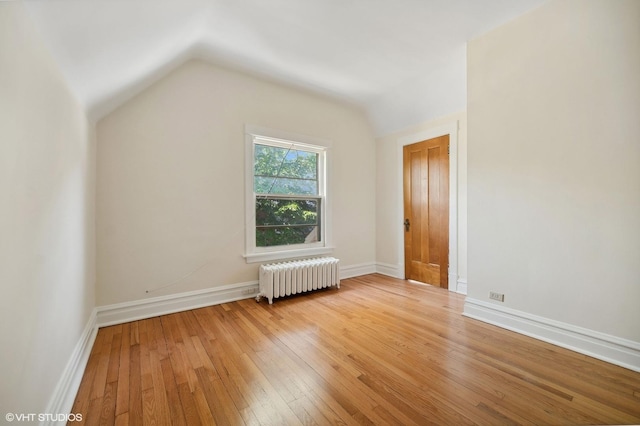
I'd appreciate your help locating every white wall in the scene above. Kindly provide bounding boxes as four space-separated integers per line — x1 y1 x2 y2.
467 0 640 342
96 60 376 306
375 112 468 289
0 3 96 415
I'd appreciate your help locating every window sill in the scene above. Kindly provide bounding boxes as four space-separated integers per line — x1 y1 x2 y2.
244 247 334 264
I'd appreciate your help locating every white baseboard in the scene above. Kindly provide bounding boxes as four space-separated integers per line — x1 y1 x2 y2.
49 262 379 422
98 261 379 328
375 262 402 278
44 309 98 426
456 278 467 295
463 298 640 373
340 262 377 279
97 281 259 327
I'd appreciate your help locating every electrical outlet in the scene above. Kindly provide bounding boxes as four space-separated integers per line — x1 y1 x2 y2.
242 288 258 295
489 291 505 302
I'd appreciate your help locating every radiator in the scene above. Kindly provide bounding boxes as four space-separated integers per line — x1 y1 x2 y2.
257 257 340 304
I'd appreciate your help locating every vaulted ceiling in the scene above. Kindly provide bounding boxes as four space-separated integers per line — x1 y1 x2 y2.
25 0 545 135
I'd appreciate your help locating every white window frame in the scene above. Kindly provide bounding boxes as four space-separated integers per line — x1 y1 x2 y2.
244 125 333 263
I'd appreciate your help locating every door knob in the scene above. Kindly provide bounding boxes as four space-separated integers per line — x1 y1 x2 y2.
404 218 410 232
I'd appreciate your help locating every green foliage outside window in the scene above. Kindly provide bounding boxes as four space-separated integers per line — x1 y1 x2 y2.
254 143 321 247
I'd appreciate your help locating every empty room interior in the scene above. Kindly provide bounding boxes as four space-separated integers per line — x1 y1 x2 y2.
1 0 639 424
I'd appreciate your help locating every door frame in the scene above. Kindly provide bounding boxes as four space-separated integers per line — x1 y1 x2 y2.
396 121 458 292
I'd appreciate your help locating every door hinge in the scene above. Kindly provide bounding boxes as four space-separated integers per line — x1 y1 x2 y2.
448 144 450 155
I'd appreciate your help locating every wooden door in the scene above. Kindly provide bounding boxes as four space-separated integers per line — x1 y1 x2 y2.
403 135 449 288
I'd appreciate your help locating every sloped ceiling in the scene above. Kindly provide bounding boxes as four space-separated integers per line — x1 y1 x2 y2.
25 0 545 136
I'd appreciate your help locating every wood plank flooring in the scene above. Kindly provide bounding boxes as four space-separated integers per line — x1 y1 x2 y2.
71 274 640 425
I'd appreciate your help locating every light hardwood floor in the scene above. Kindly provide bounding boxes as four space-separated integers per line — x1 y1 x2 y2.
71 274 640 425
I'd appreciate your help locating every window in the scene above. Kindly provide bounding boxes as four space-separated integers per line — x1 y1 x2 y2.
245 126 332 263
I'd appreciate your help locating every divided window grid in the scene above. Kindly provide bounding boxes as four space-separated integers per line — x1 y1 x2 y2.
252 136 326 249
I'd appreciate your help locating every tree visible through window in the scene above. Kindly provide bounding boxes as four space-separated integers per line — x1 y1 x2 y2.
253 141 324 247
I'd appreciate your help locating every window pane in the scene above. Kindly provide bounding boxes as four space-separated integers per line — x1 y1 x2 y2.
254 145 284 177
256 225 319 247
254 144 318 195
254 176 317 195
256 198 319 226
278 150 317 179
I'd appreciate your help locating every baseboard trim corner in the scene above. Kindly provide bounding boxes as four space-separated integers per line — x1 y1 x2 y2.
375 262 402 278
340 262 377 279
456 278 468 295
463 297 640 373
44 308 98 425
